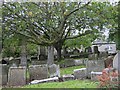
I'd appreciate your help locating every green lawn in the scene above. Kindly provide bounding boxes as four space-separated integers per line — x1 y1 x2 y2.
60 65 85 75
23 80 99 88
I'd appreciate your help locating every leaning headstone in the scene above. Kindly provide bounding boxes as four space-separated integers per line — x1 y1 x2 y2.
0 64 8 86
29 65 48 81
91 71 102 81
48 64 60 78
8 66 26 86
113 52 120 73
62 74 74 81
73 68 86 79
86 60 105 78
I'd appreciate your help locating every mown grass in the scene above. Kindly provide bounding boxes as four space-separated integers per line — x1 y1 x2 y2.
60 65 85 75
23 80 99 88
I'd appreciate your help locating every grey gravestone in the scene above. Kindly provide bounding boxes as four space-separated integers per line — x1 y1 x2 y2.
8 66 26 86
64 60 75 67
88 54 98 60
74 59 83 66
62 74 74 81
29 65 48 81
86 60 105 78
31 61 46 65
0 64 8 86
113 52 120 73
73 68 86 79
48 64 60 78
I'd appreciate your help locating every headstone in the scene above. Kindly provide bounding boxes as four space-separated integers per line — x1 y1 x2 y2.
30 77 58 84
0 64 8 86
48 64 60 78
64 60 75 67
74 60 83 66
29 65 48 81
91 71 102 81
8 66 26 86
113 52 120 73
73 68 86 79
86 60 105 78
88 54 98 60
62 74 74 81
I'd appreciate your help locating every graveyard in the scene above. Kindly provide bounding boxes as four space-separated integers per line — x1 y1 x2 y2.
0 1 120 89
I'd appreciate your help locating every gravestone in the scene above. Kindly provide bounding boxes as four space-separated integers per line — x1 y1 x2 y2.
86 60 105 78
73 68 86 79
29 65 48 81
62 74 74 81
48 64 60 78
64 60 75 67
113 52 120 73
0 64 8 86
74 59 83 66
88 54 98 60
8 66 26 86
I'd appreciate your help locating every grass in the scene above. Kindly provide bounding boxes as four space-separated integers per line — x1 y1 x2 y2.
60 65 85 75
23 80 99 88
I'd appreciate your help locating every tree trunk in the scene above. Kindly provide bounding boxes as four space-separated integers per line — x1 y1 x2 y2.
20 39 27 66
47 45 54 65
55 45 62 61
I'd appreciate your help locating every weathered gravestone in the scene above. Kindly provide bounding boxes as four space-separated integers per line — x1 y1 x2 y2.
0 64 8 86
29 65 48 81
88 54 98 60
113 52 120 73
62 74 74 81
8 66 26 86
64 59 75 67
74 59 83 66
73 68 86 79
86 60 105 78
48 64 60 78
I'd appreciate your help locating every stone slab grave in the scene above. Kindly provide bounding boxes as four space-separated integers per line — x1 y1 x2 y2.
30 77 59 84
8 66 26 86
73 68 86 79
113 52 120 73
48 64 60 78
62 74 74 81
0 64 8 86
86 60 105 78
91 71 102 81
29 64 48 81
74 59 83 66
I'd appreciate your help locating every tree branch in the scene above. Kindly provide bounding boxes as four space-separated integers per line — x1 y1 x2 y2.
66 30 92 40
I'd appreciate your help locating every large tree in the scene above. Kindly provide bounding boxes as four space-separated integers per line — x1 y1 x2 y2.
2 1 117 64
